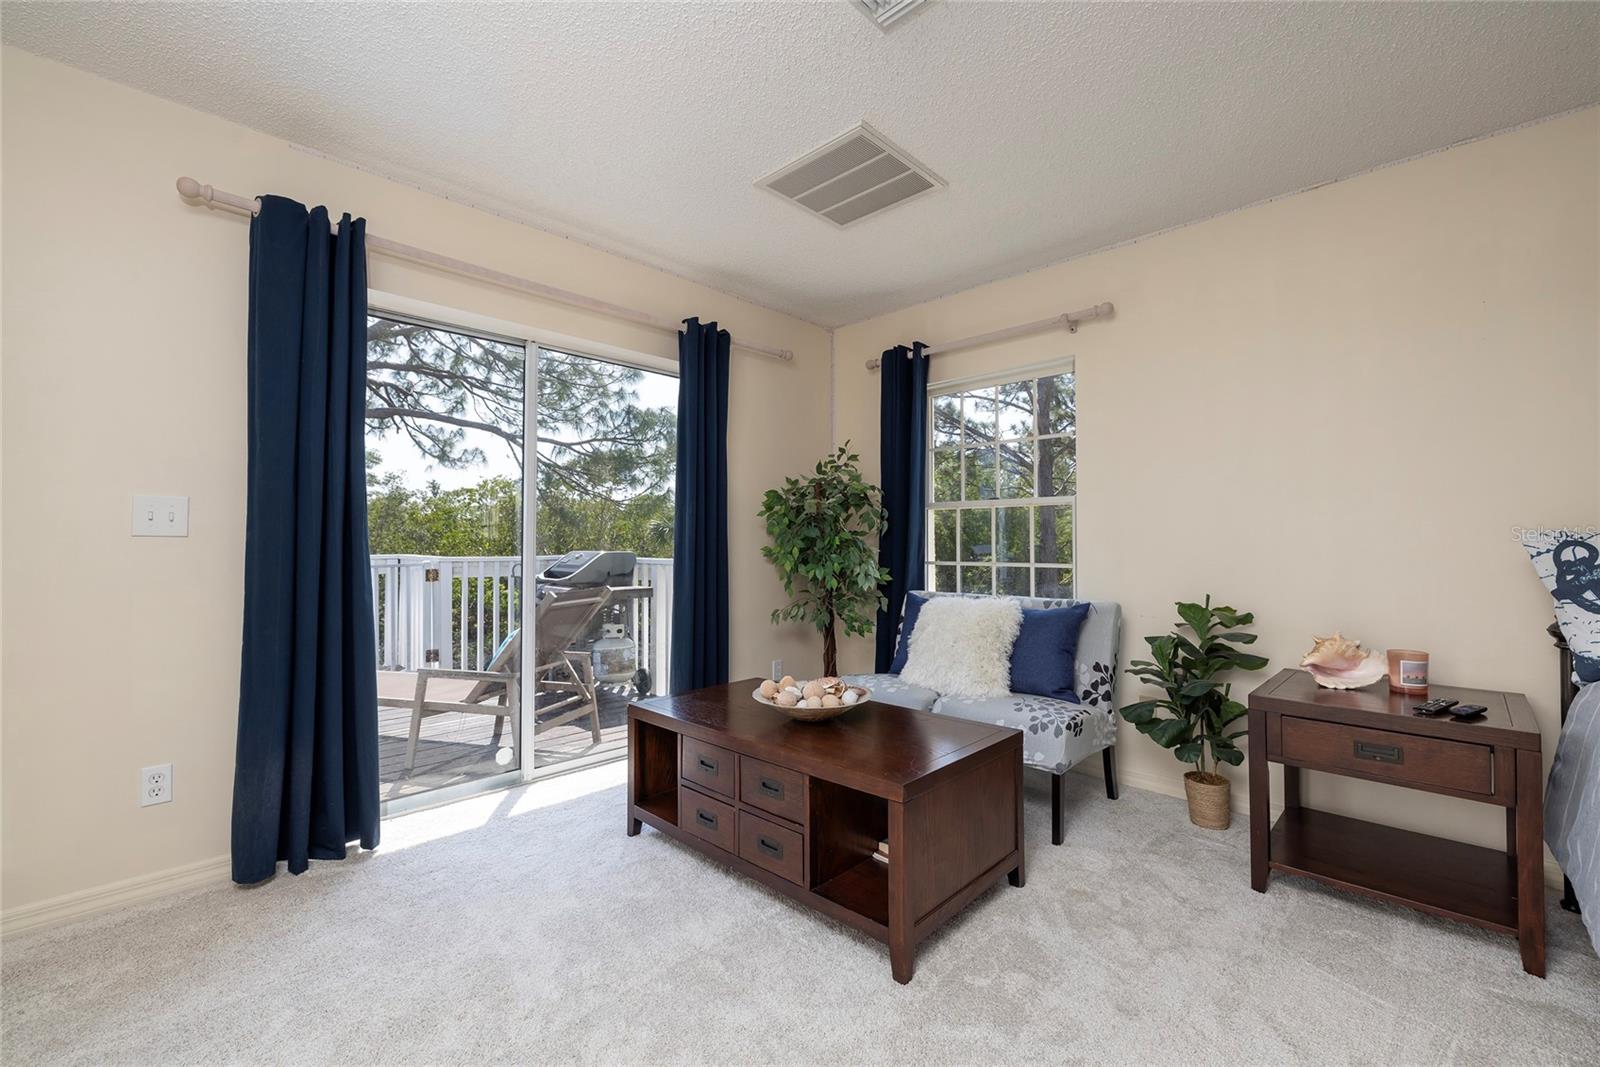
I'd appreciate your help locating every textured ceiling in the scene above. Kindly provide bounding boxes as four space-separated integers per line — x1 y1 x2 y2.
5 2 1597 325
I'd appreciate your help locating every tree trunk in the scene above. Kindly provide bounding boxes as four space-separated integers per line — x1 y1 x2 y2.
823 614 838 678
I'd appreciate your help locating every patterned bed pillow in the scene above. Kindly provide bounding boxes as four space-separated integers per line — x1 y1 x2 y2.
1523 528 1600 684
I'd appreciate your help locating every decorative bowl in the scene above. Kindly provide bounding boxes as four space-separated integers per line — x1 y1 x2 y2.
751 681 871 722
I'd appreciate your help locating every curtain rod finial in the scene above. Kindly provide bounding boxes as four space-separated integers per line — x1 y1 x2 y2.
176 176 208 203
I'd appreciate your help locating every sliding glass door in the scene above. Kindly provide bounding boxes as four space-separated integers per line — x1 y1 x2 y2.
366 314 528 803
529 347 677 773
364 312 678 805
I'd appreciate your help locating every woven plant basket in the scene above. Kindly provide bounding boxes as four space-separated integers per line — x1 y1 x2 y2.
1183 771 1231 830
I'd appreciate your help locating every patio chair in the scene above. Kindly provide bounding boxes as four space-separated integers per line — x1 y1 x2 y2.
526 584 612 745
378 635 521 776
376 583 612 774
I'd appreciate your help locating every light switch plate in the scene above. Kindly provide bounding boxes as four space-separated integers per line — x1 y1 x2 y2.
132 495 189 537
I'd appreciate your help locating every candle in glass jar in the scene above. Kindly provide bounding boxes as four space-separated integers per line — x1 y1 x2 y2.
1388 649 1429 694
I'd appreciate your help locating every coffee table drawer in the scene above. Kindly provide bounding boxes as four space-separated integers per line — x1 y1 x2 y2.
681 736 735 798
739 755 806 825
738 811 805 886
679 784 736 853
1281 716 1492 795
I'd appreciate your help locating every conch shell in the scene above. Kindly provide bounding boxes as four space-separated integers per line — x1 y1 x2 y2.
1301 633 1387 689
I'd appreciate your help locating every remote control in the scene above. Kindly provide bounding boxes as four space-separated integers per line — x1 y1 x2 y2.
1413 698 1458 716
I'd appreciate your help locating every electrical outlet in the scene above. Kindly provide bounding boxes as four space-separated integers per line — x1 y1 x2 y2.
771 659 783 681
140 763 173 807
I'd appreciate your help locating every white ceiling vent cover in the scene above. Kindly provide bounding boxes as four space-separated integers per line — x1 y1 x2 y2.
852 0 929 30
758 123 944 228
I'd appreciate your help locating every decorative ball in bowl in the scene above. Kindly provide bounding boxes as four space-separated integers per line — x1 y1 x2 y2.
752 676 870 722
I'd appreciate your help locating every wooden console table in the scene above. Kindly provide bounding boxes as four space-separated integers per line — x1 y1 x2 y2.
627 680 1024 983
1247 668 1545 976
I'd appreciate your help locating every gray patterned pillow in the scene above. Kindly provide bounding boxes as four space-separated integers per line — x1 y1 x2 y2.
1523 528 1600 684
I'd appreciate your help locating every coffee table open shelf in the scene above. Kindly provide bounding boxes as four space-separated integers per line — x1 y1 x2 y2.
813 857 890 928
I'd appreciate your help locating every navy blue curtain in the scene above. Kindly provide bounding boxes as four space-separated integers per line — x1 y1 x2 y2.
670 317 731 694
875 342 929 672
232 195 380 885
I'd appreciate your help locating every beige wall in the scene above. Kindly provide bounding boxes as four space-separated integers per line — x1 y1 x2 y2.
834 108 1600 859
0 50 831 915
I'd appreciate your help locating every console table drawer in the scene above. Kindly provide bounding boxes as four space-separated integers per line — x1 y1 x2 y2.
678 785 736 853
681 736 736 798
739 755 806 825
738 811 805 886
1281 716 1492 795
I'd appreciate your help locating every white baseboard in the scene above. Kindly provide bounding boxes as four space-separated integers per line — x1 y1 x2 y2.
1069 757 1568 892
1 853 232 938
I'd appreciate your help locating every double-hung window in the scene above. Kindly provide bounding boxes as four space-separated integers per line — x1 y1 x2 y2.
926 366 1076 598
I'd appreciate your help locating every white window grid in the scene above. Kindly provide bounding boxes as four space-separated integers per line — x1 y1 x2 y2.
924 366 1076 599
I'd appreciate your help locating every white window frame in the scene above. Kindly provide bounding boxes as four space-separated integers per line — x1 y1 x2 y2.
924 358 1076 599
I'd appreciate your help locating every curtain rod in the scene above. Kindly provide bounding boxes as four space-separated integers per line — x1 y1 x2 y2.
175 177 795 363
862 302 1114 370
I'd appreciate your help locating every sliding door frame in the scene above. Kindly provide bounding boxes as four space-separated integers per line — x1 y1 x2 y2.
370 291 674 817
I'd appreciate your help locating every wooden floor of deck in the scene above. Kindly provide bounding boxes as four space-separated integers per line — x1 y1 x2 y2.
379 687 633 801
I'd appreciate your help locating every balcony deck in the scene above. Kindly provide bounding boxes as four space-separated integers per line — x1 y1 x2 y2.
370 553 671 802
379 688 632 801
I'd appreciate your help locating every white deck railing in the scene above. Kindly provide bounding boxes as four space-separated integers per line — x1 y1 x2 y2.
369 554 673 694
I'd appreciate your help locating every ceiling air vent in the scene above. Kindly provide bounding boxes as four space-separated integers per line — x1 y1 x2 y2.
758 123 944 229
852 0 928 30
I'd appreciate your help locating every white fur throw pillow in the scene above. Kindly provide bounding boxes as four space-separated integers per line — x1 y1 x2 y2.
898 596 1023 699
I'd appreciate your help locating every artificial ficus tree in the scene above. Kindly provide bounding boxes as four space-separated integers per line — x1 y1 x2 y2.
759 445 890 677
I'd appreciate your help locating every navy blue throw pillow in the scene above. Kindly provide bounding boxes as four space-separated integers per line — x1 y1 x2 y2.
889 592 928 674
1009 603 1092 700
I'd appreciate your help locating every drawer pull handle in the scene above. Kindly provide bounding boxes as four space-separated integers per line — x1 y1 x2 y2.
695 810 718 829
757 836 783 859
759 778 784 798
696 757 719 774
1354 740 1403 764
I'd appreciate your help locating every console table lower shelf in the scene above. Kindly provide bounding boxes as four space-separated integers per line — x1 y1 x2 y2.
625 682 1025 984
1268 808 1520 933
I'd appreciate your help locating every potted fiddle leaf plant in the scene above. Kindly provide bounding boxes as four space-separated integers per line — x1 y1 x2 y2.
1120 596 1268 829
759 444 890 678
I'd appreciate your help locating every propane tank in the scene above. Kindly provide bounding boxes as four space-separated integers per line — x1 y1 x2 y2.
590 623 637 684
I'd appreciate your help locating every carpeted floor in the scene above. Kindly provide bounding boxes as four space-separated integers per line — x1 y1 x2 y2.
3 767 1597 1065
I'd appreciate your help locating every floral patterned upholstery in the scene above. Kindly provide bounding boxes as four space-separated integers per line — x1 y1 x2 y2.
932 691 1116 774
839 673 941 713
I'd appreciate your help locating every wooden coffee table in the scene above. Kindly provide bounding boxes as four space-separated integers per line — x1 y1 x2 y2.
626 680 1024 983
